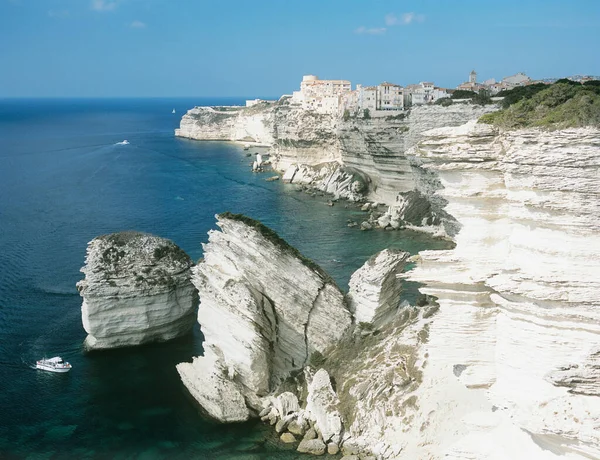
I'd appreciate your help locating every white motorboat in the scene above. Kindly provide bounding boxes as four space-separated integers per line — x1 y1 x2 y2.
36 357 72 373
116 140 130 145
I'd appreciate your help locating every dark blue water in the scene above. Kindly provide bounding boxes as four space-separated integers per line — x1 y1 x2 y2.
0 98 448 459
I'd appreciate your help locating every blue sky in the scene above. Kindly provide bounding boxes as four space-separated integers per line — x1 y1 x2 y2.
1 0 599 97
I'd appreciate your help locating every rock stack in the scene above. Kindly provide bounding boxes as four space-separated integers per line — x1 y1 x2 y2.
77 232 197 350
176 213 352 422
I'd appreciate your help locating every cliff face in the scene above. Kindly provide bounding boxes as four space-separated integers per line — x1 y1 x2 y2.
380 123 600 459
77 232 197 350
176 214 352 422
176 105 276 144
175 102 494 205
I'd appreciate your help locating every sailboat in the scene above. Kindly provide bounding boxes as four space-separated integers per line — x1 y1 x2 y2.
172 109 176 114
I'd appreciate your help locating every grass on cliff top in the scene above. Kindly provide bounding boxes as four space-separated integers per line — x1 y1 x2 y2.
479 80 600 129
218 212 336 286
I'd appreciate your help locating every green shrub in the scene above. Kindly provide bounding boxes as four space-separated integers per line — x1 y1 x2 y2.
434 98 453 107
497 83 547 108
478 112 500 124
472 89 493 105
343 109 350 121
479 81 600 129
309 350 326 367
451 90 476 99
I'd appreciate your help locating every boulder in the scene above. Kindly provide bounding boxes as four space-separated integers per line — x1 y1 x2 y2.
327 442 340 455
297 439 326 455
282 165 298 183
305 369 343 444
288 419 307 437
280 432 297 444
303 427 317 440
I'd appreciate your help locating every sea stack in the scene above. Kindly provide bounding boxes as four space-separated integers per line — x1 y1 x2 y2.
176 213 352 422
77 232 197 350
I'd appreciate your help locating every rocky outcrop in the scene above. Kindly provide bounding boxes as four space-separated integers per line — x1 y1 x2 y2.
176 213 352 422
175 104 275 144
77 232 197 350
304 368 344 445
346 249 411 328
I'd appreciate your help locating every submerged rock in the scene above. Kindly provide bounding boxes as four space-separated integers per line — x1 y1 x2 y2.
77 232 197 350
177 213 352 422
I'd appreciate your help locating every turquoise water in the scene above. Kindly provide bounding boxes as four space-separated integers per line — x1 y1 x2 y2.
0 98 448 459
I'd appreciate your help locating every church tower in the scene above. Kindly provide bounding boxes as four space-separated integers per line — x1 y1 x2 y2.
469 70 477 84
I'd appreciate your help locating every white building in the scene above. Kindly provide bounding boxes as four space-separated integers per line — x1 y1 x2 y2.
291 75 352 114
502 72 531 87
357 85 377 112
245 98 276 107
376 82 404 111
469 70 477 84
405 82 442 106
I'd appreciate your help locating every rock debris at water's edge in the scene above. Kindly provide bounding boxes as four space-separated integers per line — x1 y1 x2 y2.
77 231 197 350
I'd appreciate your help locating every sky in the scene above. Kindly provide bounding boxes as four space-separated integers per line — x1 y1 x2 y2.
1 0 599 97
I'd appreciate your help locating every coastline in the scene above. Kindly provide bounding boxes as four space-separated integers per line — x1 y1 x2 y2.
172 99 600 459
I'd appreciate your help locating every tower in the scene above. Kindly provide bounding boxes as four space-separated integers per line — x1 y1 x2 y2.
469 70 477 84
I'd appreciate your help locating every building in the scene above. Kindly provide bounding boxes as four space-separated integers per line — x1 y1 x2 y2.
245 98 276 107
502 72 531 87
469 70 477 84
342 82 404 116
404 82 447 105
376 82 404 111
356 85 377 112
456 69 486 93
291 75 352 114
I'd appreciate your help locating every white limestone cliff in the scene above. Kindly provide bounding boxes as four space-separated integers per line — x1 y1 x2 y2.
356 122 600 459
175 101 494 205
77 232 197 350
176 213 352 422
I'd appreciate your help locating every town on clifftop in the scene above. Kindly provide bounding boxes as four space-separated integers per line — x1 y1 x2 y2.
244 71 598 118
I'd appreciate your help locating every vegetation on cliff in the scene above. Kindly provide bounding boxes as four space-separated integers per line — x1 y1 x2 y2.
479 80 600 129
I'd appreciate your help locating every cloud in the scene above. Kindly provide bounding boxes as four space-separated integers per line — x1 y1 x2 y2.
355 26 387 35
48 9 69 18
385 12 425 26
385 13 398 26
91 0 117 12
130 20 146 28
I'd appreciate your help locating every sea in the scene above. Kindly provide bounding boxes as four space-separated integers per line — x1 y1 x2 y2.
0 98 449 459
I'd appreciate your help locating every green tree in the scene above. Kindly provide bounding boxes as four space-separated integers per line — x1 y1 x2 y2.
472 89 492 105
434 97 453 107
343 109 350 121
451 90 476 99
363 108 371 119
